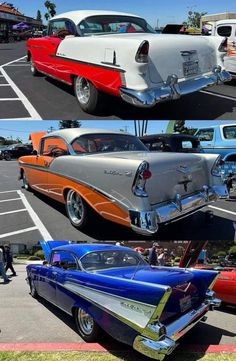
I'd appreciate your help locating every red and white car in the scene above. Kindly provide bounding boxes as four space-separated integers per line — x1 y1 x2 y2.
26 10 231 114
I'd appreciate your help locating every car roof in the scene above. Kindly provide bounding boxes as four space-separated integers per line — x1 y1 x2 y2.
42 128 130 144
216 19 236 25
51 10 141 25
53 243 134 258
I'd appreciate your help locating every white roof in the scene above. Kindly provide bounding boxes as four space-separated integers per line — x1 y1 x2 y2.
216 19 236 25
51 10 141 25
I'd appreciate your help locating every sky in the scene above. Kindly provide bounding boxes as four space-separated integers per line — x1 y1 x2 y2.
0 120 235 143
10 0 236 27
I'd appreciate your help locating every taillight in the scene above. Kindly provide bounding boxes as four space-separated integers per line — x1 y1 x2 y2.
132 161 152 197
135 40 149 63
218 37 228 52
211 156 223 177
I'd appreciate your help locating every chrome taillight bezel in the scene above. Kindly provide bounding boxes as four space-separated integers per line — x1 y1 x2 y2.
132 161 151 197
135 40 149 63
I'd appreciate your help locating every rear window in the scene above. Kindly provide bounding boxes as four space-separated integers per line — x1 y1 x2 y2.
217 26 232 37
223 125 236 139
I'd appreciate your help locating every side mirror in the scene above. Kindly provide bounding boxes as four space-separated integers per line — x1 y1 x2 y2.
32 149 38 156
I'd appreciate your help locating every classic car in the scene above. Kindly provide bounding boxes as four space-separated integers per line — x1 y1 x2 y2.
18 128 229 236
139 133 202 153
26 242 221 360
179 241 236 306
26 10 231 114
0 143 33 160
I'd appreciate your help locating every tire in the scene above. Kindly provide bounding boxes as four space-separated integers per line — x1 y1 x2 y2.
65 189 89 230
74 76 104 114
22 171 31 191
74 307 100 342
29 278 38 298
30 61 40 76
4 153 11 161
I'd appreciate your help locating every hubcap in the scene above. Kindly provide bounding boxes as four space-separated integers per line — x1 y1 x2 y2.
31 62 35 73
75 77 90 104
67 190 84 225
78 309 94 335
23 173 28 189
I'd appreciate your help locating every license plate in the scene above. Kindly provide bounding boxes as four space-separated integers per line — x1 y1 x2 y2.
180 295 192 313
183 61 199 77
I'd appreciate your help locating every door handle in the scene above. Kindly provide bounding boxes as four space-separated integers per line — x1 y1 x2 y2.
52 271 57 276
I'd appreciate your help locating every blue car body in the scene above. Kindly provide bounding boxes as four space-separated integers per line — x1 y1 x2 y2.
26 243 220 360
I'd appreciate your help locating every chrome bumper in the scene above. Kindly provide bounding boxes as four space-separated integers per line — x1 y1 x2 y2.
133 293 221 360
129 185 228 235
120 67 231 108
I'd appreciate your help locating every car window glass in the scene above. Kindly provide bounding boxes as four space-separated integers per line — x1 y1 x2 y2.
49 20 75 37
78 15 155 36
195 128 214 141
42 137 68 157
182 141 193 149
217 26 232 37
223 126 236 139
72 134 148 154
81 250 146 271
51 251 77 270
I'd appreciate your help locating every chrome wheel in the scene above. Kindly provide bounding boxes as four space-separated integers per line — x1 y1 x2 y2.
23 172 29 190
75 77 91 105
30 62 35 73
77 309 94 336
66 190 84 225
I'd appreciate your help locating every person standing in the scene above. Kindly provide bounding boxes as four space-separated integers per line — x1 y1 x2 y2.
149 243 158 266
4 244 16 276
0 246 10 283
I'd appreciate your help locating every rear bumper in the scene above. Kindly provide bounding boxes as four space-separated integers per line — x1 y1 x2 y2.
120 67 231 108
129 184 228 235
133 292 221 360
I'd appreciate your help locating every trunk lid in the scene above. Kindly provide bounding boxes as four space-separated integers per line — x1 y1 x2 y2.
98 265 217 325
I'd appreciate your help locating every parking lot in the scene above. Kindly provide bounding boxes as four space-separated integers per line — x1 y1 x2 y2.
0 42 236 120
0 264 235 347
0 160 235 243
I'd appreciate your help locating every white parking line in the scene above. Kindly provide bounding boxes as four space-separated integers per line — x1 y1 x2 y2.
200 90 236 102
0 198 21 203
0 209 27 216
0 56 42 120
0 226 38 239
0 84 10 86
208 205 236 216
17 190 53 240
0 190 19 194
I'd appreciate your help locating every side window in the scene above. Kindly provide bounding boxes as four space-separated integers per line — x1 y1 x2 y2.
223 126 236 140
48 19 76 38
195 129 214 141
217 26 232 37
51 251 78 270
41 137 68 157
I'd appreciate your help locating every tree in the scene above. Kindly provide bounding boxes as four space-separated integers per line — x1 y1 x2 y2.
174 120 186 133
36 10 42 22
187 11 207 28
59 120 81 129
229 245 236 254
44 1 56 21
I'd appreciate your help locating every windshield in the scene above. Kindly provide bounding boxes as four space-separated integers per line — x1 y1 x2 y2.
80 250 146 271
78 15 155 36
72 133 148 154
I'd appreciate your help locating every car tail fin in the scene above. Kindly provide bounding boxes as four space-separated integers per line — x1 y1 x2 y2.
39 240 70 261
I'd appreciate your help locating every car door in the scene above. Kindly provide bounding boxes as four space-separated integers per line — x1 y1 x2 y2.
195 128 215 152
46 19 78 78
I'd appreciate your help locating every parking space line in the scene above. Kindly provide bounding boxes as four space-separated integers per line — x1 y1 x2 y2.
17 190 53 240
5 64 30 67
0 56 42 120
0 190 19 194
0 98 21 101
0 226 38 239
0 209 27 216
0 84 10 86
0 198 21 203
208 205 236 216
200 90 236 101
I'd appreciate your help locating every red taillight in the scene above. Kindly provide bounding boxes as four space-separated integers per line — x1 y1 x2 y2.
143 169 152 179
219 38 228 52
135 40 149 63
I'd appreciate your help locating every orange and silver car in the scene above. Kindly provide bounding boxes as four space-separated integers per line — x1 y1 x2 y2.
18 128 228 236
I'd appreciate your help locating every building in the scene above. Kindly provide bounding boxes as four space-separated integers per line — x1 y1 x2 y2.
0 2 42 34
201 12 236 29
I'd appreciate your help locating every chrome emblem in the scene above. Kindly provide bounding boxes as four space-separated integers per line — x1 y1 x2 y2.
104 170 132 177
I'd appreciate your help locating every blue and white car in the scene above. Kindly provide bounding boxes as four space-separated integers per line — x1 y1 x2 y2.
26 242 220 360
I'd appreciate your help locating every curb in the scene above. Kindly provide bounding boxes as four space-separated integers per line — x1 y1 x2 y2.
0 343 235 353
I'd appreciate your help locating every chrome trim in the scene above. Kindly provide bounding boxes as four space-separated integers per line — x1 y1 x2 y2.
129 185 228 235
133 296 220 360
120 67 231 108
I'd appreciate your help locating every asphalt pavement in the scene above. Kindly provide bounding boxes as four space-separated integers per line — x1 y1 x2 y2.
0 42 235 120
0 264 235 346
0 161 235 244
